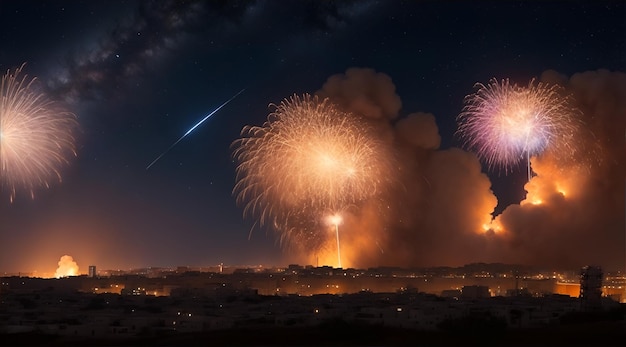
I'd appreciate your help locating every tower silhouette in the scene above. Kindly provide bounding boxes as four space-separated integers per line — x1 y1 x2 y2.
579 265 603 311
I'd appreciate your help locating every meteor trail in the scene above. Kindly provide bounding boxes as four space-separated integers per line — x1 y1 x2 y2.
146 89 245 170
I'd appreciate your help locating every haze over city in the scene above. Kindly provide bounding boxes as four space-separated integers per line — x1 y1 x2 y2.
0 1 624 277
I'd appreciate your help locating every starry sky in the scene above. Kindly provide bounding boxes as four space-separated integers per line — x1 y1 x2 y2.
0 1 624 275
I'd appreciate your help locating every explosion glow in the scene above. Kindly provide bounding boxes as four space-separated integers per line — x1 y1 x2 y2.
54 255 79 278
0 64 77 201
233 94 393 255
457 78 579 179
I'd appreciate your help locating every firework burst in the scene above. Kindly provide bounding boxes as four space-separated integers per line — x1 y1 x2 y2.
233 94 393 250
457 78 579 178
0 64 77 201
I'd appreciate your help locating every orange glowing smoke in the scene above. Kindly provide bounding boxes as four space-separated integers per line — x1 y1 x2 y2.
475 71 622 269
299 203 389 269
521 154 578 206
54 255 79 278
484 152 583 234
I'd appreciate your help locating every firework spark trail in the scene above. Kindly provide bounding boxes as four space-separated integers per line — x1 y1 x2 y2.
457 78 580 179
328 214 343 268
0 64 77 202
232 94 393 251
146 89 245 170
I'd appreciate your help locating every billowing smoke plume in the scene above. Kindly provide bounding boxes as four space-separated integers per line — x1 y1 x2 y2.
491 70 626 269
310 67 624 270
54 255 80 278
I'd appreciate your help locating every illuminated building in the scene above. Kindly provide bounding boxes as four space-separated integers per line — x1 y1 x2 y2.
88 265 97 278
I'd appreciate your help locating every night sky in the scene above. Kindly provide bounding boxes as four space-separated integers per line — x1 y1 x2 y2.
0 1 624 276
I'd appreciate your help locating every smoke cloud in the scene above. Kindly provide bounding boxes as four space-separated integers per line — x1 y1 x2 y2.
54 255 80 278
311 67 625 270
491 70 626 269
317 67 402 121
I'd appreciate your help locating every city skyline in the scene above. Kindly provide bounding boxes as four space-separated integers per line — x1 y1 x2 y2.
2 263 623 345
0 1 624 274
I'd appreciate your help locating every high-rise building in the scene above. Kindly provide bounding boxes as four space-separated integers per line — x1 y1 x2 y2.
579 265 602 310
88 265 97 278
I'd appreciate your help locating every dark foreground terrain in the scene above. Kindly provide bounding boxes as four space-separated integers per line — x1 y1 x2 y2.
2 319 625 347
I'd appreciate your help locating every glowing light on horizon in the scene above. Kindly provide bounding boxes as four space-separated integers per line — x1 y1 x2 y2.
457 78 579 180
0 64 77 201
54 255 79 278
232 94 394 252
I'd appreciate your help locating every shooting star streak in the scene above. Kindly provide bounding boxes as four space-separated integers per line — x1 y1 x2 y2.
146 89 245 170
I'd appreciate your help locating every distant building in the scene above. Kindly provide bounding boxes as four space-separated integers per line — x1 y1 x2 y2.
461 285 490 299
88 265 97 278
121 287 147 296
441 289 462 299
580 265 602 310
506 287 531 297
288 264 303 273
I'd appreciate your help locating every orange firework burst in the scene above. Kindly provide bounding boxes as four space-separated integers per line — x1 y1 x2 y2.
0 64 77 201
233 94 393 249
